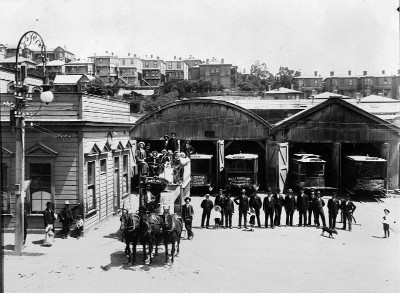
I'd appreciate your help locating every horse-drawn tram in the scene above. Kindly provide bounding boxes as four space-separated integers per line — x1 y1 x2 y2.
190 154 213 188
225 153 258 194
120 158 191 265
290 153 336 193
343 155 387 197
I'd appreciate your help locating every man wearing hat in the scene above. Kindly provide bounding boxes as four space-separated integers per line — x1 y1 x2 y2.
284 189 296 226
273 188 284 227
214 189 226 227
327 191 340 229
263 187 275 228
314 191 326 227
234 188 250 229
182 139 195 159
307 189 317 226
249 187 262 227
201 193 214 228
224 194 235 229
340 194 356 231
182 197 194 239
297 188 309 227
43 202 56 233
167 132 179 153
136 142 147 177
60 200 80 239
163 135 170 150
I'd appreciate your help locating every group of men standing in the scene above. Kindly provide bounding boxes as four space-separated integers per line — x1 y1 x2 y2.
199 187 356 231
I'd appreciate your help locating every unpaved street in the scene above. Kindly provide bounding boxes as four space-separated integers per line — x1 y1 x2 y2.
3 196 400 293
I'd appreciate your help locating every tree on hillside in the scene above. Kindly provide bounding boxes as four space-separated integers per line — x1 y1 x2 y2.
246 60 275 91
274 66 301 89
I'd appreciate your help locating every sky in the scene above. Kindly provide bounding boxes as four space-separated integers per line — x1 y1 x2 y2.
0 0 399 76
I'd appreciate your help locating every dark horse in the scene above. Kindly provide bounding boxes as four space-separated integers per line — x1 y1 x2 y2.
139 212 164 264
120 209 140 265
162 213 183 263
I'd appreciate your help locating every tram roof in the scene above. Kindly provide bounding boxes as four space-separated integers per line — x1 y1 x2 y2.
345 155 386 162
225 153 258 160
293 153 326 162
190 154 213 159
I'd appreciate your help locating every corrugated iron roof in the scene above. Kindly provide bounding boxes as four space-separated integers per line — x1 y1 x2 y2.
360 95 398 103
53 74 83 84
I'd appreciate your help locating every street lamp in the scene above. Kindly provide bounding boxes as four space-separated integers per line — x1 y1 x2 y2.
13 31 53 254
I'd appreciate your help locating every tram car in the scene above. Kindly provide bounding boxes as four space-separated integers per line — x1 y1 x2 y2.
225 153 258 194
290 153 329 191
190 154 213 188
343 155 387 196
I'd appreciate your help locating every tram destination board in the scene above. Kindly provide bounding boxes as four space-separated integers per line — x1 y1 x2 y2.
191 175 207 186
227 176 253 187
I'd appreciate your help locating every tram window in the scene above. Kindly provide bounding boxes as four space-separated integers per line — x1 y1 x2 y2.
226 160 254 172
355 162 384 178
300 163 324 176
191 159 210 173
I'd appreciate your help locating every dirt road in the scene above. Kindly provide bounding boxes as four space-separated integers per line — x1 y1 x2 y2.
3 196 400 293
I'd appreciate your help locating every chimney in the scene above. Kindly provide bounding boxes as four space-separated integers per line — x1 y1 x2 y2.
111 52 114 56
291 84 294 90
190 54 192 59
382 70 385 75
268 85 271 91
179 57 181 60
221 58 224 64
174 56 176 60
128 53 130 56
206 58 209 64
106 51 108 54
134 54 136 57
348 70 351 76
314 71 317 77
151 54 153 58
333 89 338 94
157 56 159 59
363 70 367 76
330 71 334 76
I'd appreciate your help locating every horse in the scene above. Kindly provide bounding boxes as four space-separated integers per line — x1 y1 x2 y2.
162 212 183 263
139 212 164 264
119 208 141 264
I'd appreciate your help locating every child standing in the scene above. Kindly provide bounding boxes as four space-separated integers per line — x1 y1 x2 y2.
214 205 221 229
76 215 84 239
383 209 394 238
249 207 256 229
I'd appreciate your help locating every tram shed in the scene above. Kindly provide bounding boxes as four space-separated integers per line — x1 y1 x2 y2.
129 99 273 193
270 97 400 195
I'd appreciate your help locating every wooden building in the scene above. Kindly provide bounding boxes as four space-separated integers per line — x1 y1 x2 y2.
269 97 400 192
130 99 273 191
1 93 138 232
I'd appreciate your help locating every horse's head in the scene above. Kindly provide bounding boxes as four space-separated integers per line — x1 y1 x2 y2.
162 214 175 234
119 209 129 230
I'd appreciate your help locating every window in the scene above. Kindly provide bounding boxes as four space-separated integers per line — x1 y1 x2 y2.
177 62 181 69
87 161 96 212
100 159 107 174
215 67 219 74
145 61 149 67
122 59 125 65
1 163 8 192
99 59 103 63
298 80 303 87
169 62 172 69
154 61 157 67
349 79 353 86
29 163 51 214
340 79 344 86
122 155 128 194
131 59 134 64
314 80 318 86
333 79 338 86
1 163 10 214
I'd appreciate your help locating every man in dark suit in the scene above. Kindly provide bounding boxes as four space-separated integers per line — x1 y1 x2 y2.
43 202 56 233
182 197 194 239
307 189 317 226
341 194 356 231
167 132 179 153
249 188 262 227
60 200 80 239
182 139 195 159
224 194 235 229
263 188 275 228
234 189 249 229
284 189 296 226
214 189 226 226
273 188 284 227
201 193 214 228
297 188 309 227
162 135 169 150
327 192 340 229
314 191 326 227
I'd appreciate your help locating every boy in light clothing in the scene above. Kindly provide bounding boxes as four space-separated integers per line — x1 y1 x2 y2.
76 215 84 239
